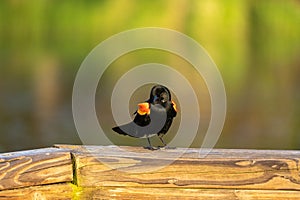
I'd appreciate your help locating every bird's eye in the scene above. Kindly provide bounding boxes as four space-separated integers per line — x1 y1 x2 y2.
160 93 168 101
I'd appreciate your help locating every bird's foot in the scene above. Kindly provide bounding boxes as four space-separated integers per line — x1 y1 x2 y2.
158 146 176 150
143 146 159 151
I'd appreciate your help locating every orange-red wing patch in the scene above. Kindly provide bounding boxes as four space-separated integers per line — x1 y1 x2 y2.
171 100 177 112
137 102 150 115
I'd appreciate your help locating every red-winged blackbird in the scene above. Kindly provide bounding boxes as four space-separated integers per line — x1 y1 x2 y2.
112 85 177 150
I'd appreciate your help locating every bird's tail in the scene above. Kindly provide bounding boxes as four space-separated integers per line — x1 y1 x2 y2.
112 126 128 136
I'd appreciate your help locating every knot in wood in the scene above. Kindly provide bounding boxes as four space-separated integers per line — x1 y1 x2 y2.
168 179 178 184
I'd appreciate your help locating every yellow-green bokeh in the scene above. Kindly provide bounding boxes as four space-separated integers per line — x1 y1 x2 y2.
0 0 299 152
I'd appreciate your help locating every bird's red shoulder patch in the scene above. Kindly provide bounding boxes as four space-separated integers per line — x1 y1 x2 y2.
137 102 150 115
171 100 177 112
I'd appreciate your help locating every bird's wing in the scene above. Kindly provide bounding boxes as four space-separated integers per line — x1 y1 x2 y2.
112 121 148 138
112 104 168 138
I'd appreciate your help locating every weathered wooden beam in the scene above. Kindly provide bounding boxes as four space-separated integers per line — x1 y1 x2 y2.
55 145 300 191
0 145 299 199
0 147 73 190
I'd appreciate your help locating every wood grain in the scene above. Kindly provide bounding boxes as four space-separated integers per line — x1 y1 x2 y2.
79 187 300 200
55 145 300 190
0 148 73 190
0 183 73 200
1 145 300 199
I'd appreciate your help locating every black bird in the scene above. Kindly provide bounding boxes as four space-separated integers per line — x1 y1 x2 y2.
112 85 177 150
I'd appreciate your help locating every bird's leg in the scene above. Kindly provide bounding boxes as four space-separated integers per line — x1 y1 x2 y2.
144 137 157 150
158 136 176 149
158 136 167 147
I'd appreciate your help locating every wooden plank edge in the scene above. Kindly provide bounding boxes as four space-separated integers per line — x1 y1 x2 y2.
1 184 300 200
76 187 300 200
53 144 300 159
2 183 300 200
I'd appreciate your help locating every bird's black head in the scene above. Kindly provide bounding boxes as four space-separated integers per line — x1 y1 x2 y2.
148 85 171 105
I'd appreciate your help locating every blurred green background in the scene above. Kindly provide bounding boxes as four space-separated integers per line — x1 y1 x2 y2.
0 0 300 152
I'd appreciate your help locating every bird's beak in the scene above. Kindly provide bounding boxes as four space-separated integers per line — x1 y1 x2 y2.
137 103 150 115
